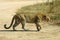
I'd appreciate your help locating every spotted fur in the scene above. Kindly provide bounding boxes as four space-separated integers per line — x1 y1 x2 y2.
4 13 50 31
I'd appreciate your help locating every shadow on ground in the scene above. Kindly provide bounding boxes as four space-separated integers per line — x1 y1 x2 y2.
0 30 39 32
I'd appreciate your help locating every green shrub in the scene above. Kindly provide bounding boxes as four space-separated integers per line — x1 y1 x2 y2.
16 1 60 23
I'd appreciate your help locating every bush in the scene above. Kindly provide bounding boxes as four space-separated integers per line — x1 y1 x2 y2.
16 1 60 23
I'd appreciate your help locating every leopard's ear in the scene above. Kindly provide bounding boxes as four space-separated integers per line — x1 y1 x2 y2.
47 16 50 22
43 15 50 22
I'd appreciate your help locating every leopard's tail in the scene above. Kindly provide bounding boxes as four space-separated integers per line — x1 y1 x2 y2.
4 15 15 29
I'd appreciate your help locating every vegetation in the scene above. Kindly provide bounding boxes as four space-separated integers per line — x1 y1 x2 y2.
16 0 60 23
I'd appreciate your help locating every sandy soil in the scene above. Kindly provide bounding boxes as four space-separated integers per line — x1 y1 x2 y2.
0 1 60 40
